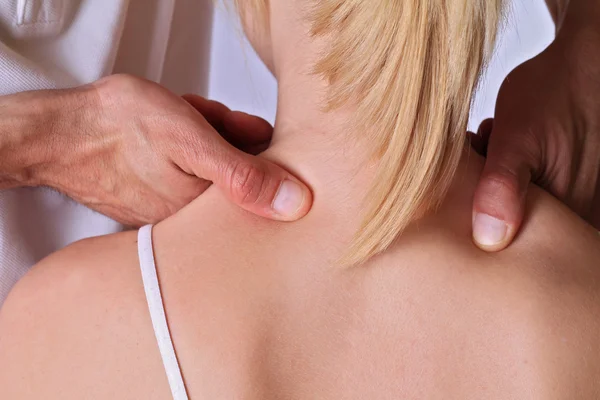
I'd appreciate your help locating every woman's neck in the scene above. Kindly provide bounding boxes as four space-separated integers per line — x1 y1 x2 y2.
261 78 380 228
259 76 485 239
263 13 485 230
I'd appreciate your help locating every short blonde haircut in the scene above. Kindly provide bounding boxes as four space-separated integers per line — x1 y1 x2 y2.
236 0 504 265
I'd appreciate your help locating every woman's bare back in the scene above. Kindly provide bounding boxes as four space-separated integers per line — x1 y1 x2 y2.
1 155 599 399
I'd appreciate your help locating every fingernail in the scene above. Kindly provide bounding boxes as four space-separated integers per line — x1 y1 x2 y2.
272 180 304 217
473 213 508 247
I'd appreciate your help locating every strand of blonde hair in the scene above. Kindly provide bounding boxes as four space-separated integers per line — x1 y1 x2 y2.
236 0 505 265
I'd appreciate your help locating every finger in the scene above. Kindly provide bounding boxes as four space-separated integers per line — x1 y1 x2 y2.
223 111 274 146
182 94 230 132
478 118 494 141
472 128 541 252
183 95 274 147
468 118 493 157
242 141 271 156
590 184 600 230
468 131 487 157
221 153 312 221
183 134 312 221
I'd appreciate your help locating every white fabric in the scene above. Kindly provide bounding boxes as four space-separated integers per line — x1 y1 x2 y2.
0 0 213 305
138 225 188 400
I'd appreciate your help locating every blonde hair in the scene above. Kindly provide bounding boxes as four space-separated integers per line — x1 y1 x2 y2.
236 0 504 265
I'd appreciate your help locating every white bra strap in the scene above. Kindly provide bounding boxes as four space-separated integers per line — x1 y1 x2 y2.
138 225 189 400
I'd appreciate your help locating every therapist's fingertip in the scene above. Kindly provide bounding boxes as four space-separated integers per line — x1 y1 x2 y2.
477 118 494 138
472 212 514 251
223 111 274 144
222 156 312 222
471 167 527 252
272 179 310 220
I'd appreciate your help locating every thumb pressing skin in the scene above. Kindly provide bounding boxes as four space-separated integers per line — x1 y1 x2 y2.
179 95 313 222
219 152 313 221
471 127 539 251
186 131 312 221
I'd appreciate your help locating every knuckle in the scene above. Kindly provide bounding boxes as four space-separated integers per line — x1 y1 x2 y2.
92 74 140 107
94 74 137 92
482 170 521 198
475 168 526 222
229 162 270 206
477 167 526 216
93 74 152 104
489 123 542 162
486 143 536 189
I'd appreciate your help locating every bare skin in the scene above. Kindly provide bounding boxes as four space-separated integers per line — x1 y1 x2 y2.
1 1 599 398
1 147 599 399
471 0 600 250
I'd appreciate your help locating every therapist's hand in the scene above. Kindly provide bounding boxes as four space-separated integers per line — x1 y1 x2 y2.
470 21 600 251
0 74 312 226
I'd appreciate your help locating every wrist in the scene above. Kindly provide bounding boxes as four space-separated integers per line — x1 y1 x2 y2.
0 95 42 188
549 1 600 73
544 0 569 27
0 89 90 189
556 1 600 39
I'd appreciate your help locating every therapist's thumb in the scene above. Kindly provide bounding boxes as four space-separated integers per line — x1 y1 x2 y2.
212 150 313 221
177 96 312 222
472 126 538 252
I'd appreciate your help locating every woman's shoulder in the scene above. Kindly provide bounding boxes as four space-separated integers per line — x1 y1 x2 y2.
0 231 174 399
468 185 600 395
505 183 600 279
357 185 600 396
500 188 600 395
